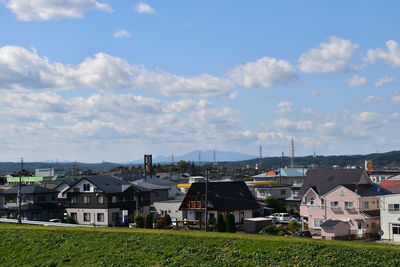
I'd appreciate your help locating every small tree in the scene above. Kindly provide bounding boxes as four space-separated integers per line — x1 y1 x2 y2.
216 213 226 232
154 218 166 229
287 220 301 233
265 196 287 213
262 225 279 235
65 216 76 224
145 213 153 229
225 214 236 233
164 214 172 227
134 214 144 228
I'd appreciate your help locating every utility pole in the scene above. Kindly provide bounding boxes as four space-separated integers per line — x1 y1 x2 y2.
291 138 295 168
259 146 262 171
280 152 283 184
17 158 23 224
205 171 209 232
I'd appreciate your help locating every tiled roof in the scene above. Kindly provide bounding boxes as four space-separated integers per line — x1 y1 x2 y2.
379 180 400 189
83 175 133 194
299 168 370 196
342 184 392 197
361 210 380 218
2 185 58 195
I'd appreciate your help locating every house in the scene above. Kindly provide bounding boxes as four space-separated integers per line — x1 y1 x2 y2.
379 194 400 242
132 181 169 204
135 177 182 199
0 185 63 221
153 199 183 222
250 183 292 201
299 169 390 239
379 175 400 193
179 181 259 225
64 175 150 226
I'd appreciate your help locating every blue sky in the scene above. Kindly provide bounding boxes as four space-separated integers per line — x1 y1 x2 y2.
0 1 399 162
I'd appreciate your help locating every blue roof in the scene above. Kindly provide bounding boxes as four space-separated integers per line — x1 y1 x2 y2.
253 168 307 178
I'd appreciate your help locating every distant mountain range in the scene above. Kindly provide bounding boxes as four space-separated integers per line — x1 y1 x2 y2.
128 150 257 164
1 150 399 175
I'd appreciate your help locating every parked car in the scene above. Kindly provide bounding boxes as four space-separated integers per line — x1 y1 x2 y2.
269 213 298 224
291 230 312 238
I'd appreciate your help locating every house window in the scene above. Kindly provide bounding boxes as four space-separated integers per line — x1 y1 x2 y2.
371 222 376 229
70 196 77 204
281 189 286 195
83 183 91 192
73 188 80 193
97 196 104 204
388 204 400 211
310 198 315 206
303 197 307 204
84 213 91 222
330 201 339 208
393 224 400 235
70 212 77 221
363 202 369 209
321 199 324 205
112 212 119 222
112 196 117 203
84 196 90 204
345 202 353 209
97 213 104 222
94 188 101 192
313 218 325 229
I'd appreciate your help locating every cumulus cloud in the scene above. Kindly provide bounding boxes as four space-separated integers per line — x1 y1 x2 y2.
229 57 298 88
363 96 383 103
273 118 313 131
113 29 132 38
135 2 156 14
0 46 236 98
298 36 359 73
4 0 112 21
365 40 400 67
275 101 293 114
347 74 367 88
374 76 395 87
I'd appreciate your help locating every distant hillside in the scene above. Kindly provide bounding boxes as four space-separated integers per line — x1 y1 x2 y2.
129 150 257 164
219 150 400 169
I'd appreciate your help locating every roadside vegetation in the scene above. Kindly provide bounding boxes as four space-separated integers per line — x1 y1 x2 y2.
1 223 400 266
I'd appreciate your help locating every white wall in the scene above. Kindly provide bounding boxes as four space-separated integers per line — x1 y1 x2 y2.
65 208 120 226
153 201 183 221
380 194 400 241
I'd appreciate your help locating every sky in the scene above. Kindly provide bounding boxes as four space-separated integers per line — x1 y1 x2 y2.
0 1 399 162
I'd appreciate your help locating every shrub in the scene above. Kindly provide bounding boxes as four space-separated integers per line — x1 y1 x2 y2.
287 220 302 233
145 214 153 229
216 213 226 232
134 214 144 228
65 216 76 224
225 214 236 233
164 214 172 226
155 218 166 229
265 196 288 213
261 225 279 235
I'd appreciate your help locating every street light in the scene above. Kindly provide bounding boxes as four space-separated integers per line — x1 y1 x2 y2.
17 157 23 224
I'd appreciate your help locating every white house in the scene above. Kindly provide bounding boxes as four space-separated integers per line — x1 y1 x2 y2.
380 194 400 242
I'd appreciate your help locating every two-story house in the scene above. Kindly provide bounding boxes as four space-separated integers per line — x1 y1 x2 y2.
179 181 259 225
379 193 400 242
64 175 150 226
299 169 390 239
0 185 63 221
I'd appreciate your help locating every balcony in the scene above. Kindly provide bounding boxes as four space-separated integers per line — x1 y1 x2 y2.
188 201 204 209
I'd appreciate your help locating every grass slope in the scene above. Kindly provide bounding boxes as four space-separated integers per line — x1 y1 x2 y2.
1 223 400 266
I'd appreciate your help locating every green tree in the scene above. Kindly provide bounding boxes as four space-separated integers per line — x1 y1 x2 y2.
216 213 226 232
134 214 144 228
265 196 287 213
164 214 172 226
225 214 236 233
145 214 153 229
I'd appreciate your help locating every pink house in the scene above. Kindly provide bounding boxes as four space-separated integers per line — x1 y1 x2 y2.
299 169 390 239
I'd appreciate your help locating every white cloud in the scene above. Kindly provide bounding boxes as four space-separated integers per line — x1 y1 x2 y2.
307 88 322 96
273 118 312 132
393 94 400 102
363 96 383 103
298 36 359 73
374 76 395 87
347 74 367 88
113 29 132 38
353 111 381 123
365 40 400 67
0 46 236 98
4 0 112 21
135 2 156 14
229 57 298 88
275 101 293 114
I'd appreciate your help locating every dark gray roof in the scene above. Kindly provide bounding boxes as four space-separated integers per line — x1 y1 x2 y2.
136 177 177 185
361 210 380 218
255 183 292 189
299 169 370 196
83 175 133 194
320 220 349 228
342 184 392 197
132 181 169 191
179 181 259 212
2 185 58 195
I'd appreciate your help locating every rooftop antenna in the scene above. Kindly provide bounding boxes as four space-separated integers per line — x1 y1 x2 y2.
291 138 295 168
259 146 262 171
17 157 23 224
198 152 201 166
171 153 174 165
213 149 216 164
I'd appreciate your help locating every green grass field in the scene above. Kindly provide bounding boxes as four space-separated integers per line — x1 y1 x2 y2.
1 223 400 266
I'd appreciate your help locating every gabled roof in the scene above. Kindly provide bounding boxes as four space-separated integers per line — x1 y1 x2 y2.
254 183 292 189
298 168 370 196
132 181 170 191
341 184 392 197
68 175 133 194
253 168 307 178
320 220 349 228
135 177 177 185
361 210 380 218
2 185 58 195
179 181 259 212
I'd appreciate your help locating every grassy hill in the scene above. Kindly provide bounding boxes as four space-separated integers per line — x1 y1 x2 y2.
1 224 400 266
